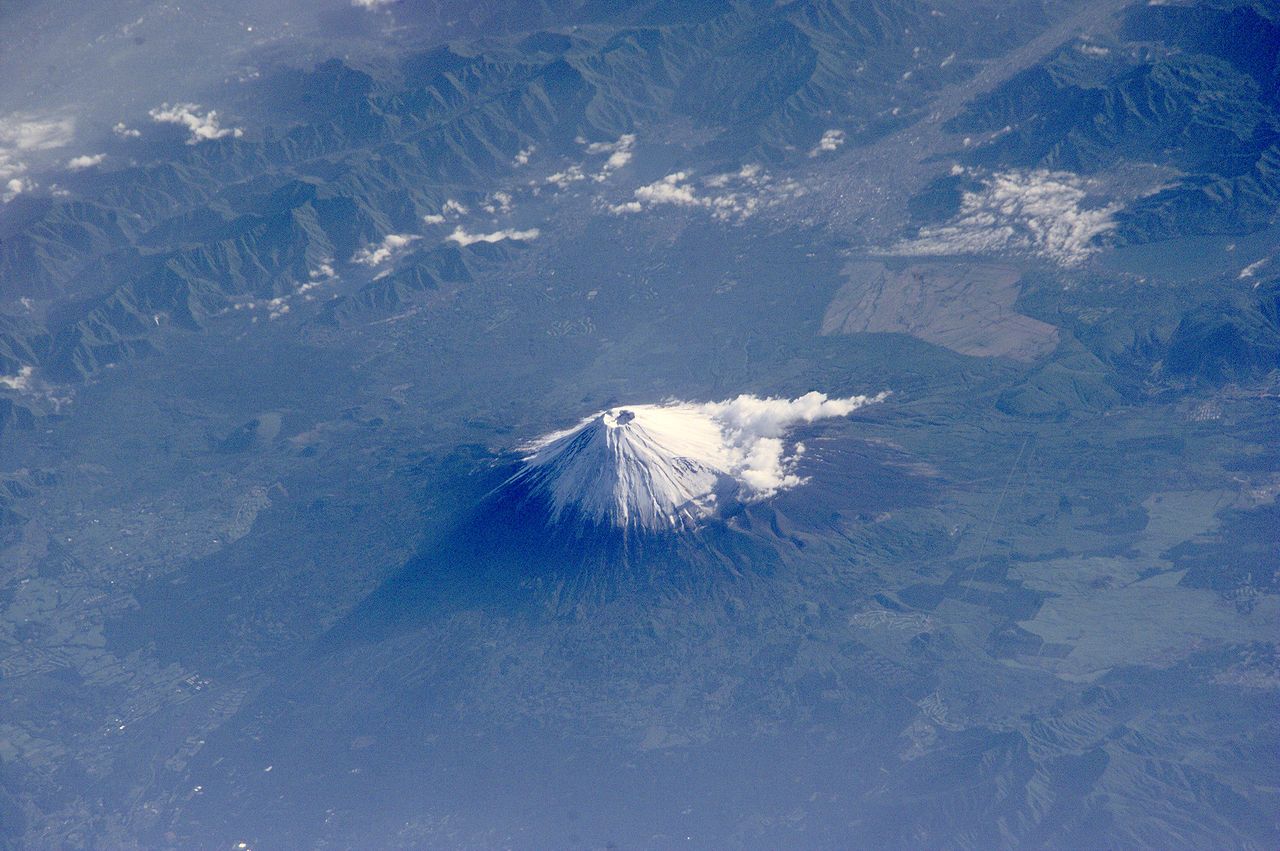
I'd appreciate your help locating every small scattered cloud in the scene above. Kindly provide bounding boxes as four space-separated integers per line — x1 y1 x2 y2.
513 146 535 167
297 261 337 296
482 191 514 215
608 165 802 222
3 177 33 202
424 198 469 223
148 103 243 144
0 365 35 392
0 364 68 409
229 261 338 320
892 169 1119 266
546 136 635 192
582 133 635 174
1239 257 1270 280
447 226 540 247
352 233 420 266
546 164 586 189
634 171 699 206
352 0 396 7
112 121 141 138
66 153 106 171
705 163 762 189
0 113 76 201
809 128 845 157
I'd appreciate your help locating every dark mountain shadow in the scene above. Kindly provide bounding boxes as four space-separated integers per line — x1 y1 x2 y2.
316 422 942 653
157 432 943 848
315 462 785 652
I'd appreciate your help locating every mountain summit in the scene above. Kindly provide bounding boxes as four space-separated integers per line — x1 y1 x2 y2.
507 392 889 531
508 404 730 530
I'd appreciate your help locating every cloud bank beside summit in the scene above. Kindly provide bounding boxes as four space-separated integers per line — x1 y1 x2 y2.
508 391 889 530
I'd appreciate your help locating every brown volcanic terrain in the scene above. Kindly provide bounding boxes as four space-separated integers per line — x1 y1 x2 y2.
821 260 1059 361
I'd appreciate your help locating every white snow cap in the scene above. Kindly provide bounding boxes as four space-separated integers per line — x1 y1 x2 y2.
510 391 889 530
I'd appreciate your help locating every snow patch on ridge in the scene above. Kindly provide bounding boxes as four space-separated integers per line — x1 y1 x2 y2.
508 391 889 530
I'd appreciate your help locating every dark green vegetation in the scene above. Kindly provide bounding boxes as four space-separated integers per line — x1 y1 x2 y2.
0 0 1277 848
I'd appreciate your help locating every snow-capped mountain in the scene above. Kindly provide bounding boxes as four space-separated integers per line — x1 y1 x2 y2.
507 392 889 530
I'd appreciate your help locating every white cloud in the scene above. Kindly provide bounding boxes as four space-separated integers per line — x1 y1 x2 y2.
0 114 76 200
482 191 513 214
581 138 615 154
699 391 891 496
447 226 539 247
112 122 141 138
424 198 474 225
0 153 21 181
635 171 698 206
605 148 633 170
809 129 845 157
546 136 635 192
297 261 337 295
706 163 762 188
352 233 420 266
0 363 69 408
583 133 635 173
229 261 338 320
3 177 32 202
513 391 890 529
0 365 35 392
1238 257 1270 280
892 169 1119 266
609 166 798 221
148 103 243 144
546 164 586 189
513 146 535 166
66 153 106 171
352 0 395 7
0 115 75 152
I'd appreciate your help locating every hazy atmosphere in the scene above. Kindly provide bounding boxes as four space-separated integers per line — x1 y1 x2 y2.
1 0 1277 847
